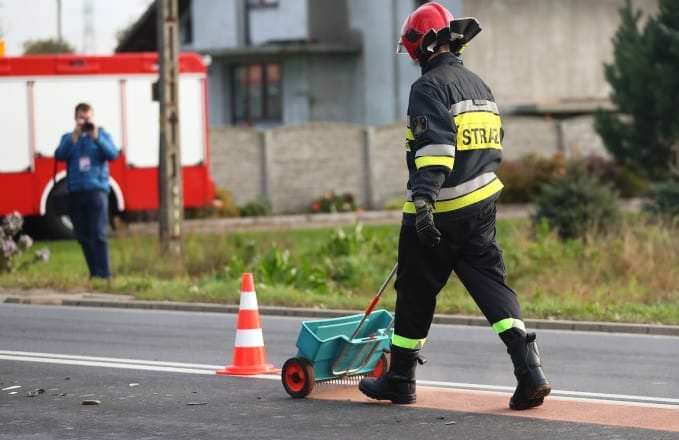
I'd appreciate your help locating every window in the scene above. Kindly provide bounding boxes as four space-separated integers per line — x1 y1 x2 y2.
231 63 282 125
247 0 279 8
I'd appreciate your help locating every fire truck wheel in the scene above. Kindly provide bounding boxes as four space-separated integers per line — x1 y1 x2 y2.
44 181 74 239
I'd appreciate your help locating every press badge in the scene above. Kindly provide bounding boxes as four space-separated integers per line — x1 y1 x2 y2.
79 156 91 172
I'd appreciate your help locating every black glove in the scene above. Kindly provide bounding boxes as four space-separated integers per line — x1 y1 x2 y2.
414 197 441 247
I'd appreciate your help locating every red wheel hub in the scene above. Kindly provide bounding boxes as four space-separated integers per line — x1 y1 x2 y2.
285 363 306 393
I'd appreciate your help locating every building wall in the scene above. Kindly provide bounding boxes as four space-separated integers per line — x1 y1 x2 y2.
461 0 658 106
249 0 309 45
188 0 240 51
282 58 311 126
307 55 362 123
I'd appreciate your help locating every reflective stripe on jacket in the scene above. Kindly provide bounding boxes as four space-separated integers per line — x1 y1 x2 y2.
403 52 503 222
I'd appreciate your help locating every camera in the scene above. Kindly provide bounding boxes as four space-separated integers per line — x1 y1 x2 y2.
82 122 94 132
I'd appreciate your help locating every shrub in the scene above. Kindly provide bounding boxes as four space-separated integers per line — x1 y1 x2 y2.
257 246 298 285
0 212 49 273
498 154 648 202
582 155 649 198
185 187 239 219
644 181 679 218
310 192 356 213
533 164 622 240
239 198 272 217
497 154 566 203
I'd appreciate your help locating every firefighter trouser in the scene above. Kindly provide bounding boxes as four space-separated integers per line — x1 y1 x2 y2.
393 201 524 350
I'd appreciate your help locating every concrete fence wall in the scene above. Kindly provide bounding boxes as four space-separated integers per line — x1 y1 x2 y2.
209 116 608 213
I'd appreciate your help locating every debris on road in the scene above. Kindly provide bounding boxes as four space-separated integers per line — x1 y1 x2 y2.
2 385 21 391
26 388 45 397
129 383 140 387
186 402 208 406
81 400 101 405
81 399 101 405
444 421 457 426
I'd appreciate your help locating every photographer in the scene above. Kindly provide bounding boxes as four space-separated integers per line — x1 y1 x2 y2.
54 102 119 279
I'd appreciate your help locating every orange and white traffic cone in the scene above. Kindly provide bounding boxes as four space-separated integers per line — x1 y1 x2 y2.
216 273 277 376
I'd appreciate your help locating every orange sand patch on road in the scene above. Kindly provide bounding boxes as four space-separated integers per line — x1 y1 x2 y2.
311 385 679 433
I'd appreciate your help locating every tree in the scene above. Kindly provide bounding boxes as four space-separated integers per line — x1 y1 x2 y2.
594 0 679 181
23 38 75 55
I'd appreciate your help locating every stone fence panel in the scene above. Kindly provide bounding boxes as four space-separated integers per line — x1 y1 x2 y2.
208 115 608 213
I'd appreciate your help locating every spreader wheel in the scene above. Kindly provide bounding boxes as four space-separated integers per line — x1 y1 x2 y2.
282 357 315 398
368 353 389 378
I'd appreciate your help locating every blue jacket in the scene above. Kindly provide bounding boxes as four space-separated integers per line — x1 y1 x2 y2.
55 128 119 193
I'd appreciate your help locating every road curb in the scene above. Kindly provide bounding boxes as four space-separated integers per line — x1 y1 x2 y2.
5 296 678 336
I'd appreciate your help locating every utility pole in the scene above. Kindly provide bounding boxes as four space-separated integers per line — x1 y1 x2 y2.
157 0 183 256
56 0 62 41
82 0 96 53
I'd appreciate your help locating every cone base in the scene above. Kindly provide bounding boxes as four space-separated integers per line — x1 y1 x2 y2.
216 364 278 376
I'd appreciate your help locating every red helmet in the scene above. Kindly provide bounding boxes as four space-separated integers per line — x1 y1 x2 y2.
398 2 455 63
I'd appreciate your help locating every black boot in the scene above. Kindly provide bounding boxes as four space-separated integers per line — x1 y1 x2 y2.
507 332 551 410
358 346 418 404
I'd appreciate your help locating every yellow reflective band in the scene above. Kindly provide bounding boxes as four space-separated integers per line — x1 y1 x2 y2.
403 178 504 214
392 334 426 350
454 112 502 151
491 318 526 334
414 156 454 170
405 129 414 152
405 128 414 141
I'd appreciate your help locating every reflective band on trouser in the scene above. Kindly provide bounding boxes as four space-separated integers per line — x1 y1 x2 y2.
491 318 526 334
454 111 502 151
406 172 497 202
403 177 504 214
234 328 265 347
415 144 455 158
392 334 426 350
414 156 454 170
236 309 262 330
239 291 259 310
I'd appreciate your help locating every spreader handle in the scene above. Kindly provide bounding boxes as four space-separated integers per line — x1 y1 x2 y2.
350 263 398 341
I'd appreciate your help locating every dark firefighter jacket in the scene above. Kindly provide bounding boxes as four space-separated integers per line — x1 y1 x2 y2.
403 52 504 225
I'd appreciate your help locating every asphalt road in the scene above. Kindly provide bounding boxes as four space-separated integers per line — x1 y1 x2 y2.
1 303 678 439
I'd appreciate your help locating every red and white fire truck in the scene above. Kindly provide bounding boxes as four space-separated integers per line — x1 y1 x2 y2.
0 53 215 237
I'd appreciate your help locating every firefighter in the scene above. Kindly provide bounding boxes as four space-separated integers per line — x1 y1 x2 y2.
358 2 551 410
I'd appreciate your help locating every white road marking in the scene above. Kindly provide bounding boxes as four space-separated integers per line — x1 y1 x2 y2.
1 350 678 409
0 354 218 376
0 350 223 369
